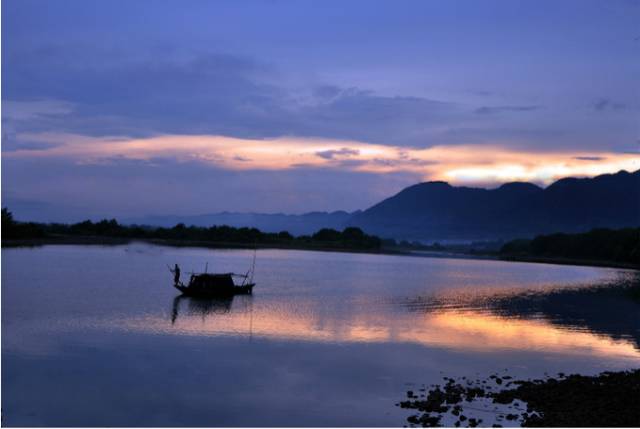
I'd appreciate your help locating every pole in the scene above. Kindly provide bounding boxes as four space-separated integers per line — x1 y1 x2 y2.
249 246 257 283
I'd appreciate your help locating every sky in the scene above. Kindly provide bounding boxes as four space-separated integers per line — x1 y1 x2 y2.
2 0 639 222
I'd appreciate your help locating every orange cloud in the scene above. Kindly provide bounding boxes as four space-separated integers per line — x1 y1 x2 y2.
7 132 640 185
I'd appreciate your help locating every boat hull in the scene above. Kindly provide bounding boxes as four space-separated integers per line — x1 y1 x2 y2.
173 283 255 297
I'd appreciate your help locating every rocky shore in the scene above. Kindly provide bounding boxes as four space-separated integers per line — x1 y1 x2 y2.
398 369 640 427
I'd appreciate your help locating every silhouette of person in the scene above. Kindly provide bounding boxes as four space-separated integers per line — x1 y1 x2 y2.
173 264 181 285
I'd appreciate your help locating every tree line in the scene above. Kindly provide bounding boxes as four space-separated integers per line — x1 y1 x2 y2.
500 227 640 266
1 208 382 250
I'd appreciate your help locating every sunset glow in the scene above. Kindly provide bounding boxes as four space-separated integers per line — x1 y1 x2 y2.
8 132 640 186
4 2 639 426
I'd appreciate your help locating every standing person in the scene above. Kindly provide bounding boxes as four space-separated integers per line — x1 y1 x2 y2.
173 263 181 285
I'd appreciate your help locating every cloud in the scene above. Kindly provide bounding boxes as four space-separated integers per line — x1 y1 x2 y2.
474 105 541 115
5 132 639 222
3 42 637 153
1 99 74 121
312 85 343 100
3 47 285 137
2 99 76 151
593 98 626 112
1 46 461 147
6 132 639 185
315 147 360 159
574 156 606 161
2 140 61 152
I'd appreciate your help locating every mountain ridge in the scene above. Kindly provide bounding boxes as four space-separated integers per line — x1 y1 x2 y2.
347 169 640 241
123 169 640 241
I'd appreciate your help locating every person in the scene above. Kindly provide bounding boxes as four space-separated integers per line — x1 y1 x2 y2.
173 263 181 285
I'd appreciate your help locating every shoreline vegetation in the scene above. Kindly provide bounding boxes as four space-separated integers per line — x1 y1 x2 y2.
1 208 384 253
2 208 638 269
399 369 640 427
499 228 639 269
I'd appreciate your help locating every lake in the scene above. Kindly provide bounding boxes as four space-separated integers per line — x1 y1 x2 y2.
2 243 639 426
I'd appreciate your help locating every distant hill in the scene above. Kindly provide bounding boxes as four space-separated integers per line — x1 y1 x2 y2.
124 170 640 241
347 169 640 241
123 210 356 236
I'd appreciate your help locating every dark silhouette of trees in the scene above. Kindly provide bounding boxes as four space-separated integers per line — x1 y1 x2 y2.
2 207 45 240
2 207 14 230
1 208 381 251
310 227 380 249
312 228 342 242
500 228 640 266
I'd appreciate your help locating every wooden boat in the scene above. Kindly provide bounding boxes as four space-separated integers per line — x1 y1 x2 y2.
173 272 255 297
170 252 256 298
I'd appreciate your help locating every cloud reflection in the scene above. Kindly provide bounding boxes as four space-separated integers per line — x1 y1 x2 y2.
112 296 640 363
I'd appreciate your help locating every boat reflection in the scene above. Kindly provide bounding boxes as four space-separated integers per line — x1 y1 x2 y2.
170 294 253 324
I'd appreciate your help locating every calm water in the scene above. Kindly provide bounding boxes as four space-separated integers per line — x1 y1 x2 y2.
2 243 639 426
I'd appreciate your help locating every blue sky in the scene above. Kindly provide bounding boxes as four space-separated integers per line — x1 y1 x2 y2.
2 0 639 221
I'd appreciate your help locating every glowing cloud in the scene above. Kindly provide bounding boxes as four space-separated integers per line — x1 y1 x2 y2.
7 132 640 186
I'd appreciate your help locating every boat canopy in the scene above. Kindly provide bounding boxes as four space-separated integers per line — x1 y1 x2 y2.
189 273 235 289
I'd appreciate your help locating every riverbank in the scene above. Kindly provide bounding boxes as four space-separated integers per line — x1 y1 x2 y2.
4 235 639 270
498 254 639 270
399 369 640 427
1 235 408 256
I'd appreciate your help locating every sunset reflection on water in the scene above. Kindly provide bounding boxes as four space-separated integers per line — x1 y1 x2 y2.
3 245 639 426
116 295 639 362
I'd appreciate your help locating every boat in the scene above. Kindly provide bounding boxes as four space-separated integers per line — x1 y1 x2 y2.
173 272 255 297
169 252 256 297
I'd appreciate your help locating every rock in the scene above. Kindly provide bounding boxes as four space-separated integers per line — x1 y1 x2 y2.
397 369 640 427
418 414 442 427
468 418 480 427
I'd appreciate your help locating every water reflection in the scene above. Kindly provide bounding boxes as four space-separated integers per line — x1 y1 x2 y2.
488 278 640 349
396 271 640 349
147 280 640 362
4 245 639 427
171 295 235 324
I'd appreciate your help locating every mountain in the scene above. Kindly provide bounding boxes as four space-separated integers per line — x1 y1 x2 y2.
124 170 640 241
347 169 640 241
123 210 355 236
